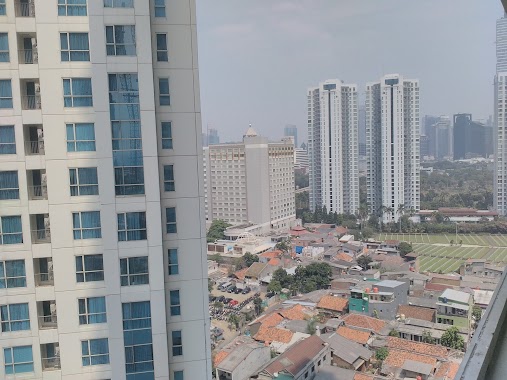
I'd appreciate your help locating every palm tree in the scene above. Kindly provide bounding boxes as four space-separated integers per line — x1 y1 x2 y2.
397 204 405 233
358 203 369 231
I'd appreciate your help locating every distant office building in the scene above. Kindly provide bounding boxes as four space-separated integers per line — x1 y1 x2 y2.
366 74 420 222
308 79 359 214
203 128 220 146
428 116 453 159
453 114 493 160
424 115 440 136
204 126 295 230
295 148 309 172
420 135 430 158
496 13 507 215
284 124 298 147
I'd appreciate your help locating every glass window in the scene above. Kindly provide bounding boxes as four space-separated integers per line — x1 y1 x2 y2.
72 211 101 239
0 303 30 332
159 78 170 105
69 168 99 196
166 207 177 233
154 0 165 17
4 346 33 375
161 122 173 149
0 80 13 108
172 330 182 356
168 249 179 275
0 216 22 244
58 0 87 16
0 0 5 15
66 123 95 152
63 78 93 107
104 0 133 7
81 338 109 366
0 171 19 199
117 212 147 241
163 165 175 191
0 33 9 62
174 371 184 380
122 301 154 379
169 290 180 316
156 33 168 61
76 254 104 282
0 260 26 288
106 25 136 56
120 257 149 286
60 33 89 61
78 297 107 325
0 126 15 154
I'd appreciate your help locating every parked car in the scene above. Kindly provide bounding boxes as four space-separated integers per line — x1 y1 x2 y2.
227 286 237 293
234 287 242 294
229 300 239 306
219 283 231 291
209 295 217 302
224 298 232 304
217 296 226 303
241 287 251 294
266 292 275 298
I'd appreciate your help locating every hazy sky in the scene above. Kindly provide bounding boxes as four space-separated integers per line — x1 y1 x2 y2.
196 0 502 143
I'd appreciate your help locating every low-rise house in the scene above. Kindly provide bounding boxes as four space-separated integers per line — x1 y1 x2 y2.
380 240 400 250
460 259 504 279
397 304 436 322
317 295 349 316
342 242 364 257
363 269 380 280
430 273 461 287
436 289 473 328
321 332 373 371
473 289 494 309
259 250 283 263
336 326 372 345
341 314 387 335
255 335 331 380
245 262 276 285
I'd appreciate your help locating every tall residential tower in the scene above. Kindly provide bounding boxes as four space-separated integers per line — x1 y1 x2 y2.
366 74 420 222
0 1 211 379
307 79 359 214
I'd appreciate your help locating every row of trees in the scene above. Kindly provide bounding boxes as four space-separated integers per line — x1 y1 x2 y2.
267 263 332 295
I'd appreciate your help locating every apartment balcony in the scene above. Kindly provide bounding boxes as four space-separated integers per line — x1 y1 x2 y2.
41 343 60 371
24 125 45 156
37 301 57 330
17 33 38 64
15 0 35 17
22 94 41 110
34 258 54 287
30 214 51 244
27 169 47 200
28 184 47 200
20 80 41 110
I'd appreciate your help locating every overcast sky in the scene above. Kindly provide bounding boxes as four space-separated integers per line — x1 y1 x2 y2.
196 0 502 143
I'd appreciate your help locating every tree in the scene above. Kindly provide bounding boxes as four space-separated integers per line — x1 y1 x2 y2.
398 242 413 257
213 302 224 310
210 253 223 265
422 330 436 344
207 219 231 243
357 255 372 270
472 305 483 327
358 203 369 231
228 314 240 330
275 240 291 255
306 319 316 335
441 327 465 351
397 204 405 232
267 280 282 294
243 252 259 267
253 297 263 316
272 268 292 288
375 347 389 361
450 239 454 246
388 329 400 337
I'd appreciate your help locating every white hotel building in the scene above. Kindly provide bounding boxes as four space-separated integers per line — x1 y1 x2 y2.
307 79 359 215
0 1 211 379
366 74 420 223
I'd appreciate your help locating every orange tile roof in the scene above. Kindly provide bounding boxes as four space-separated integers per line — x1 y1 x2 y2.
435 361 460 379
234 267 249 281
342 314 386 333
279 304 309 321
447 362 460 379
254 326 294 343
354 374 374 380
260 250 282 259
387 337 448 358
268 258 281 266
213 351 229 366
257 312 284 328
398 304 436 322
335 252 354 262
384 348 437 369
317 295 348 312
337 326 370 345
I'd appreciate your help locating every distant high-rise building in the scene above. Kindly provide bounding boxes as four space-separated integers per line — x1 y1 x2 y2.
358 105 367 156
420 135 430 158
294 148 309 172
284 124 298 147
429 116 453 159
454 114 493 160
496 13 507 215
366 74 420 222
307 80 359 214
203 128 220 146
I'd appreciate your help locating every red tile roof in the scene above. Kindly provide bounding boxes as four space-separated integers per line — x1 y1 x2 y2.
342 313 386 333
279 304 310 321
425 283 452 292
260 250 282 259
257 312 284 328
337 326 370 344
398 304 436 322
335 252 354 262
435 361 460 380
213 351 229 366
254 326 294 344
317 295 348 312
386 337 448 358
354 374 374 380
384 348 437 369
234 267 249 281
268 258 281 266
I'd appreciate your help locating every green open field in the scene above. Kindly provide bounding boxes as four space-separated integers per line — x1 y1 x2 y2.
375 233 507 274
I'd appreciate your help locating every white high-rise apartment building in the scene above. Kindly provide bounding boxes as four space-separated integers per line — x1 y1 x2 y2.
366 74 420 223
495 14 507 215
0 1 211 379
307 80 359 214
204 127 295 231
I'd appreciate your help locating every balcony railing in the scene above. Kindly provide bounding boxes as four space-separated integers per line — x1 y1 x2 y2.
25 140 45 155
18 49 38 64
38 314 57 329
15 1 35 17
22 95 42 110
31 228 51 244
34 271 54 287
42 356 61 371
28 185 47 200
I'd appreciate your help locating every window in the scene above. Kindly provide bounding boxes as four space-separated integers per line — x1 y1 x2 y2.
154 0 165 17
122 301 154 379
0 0 5 15
72 211 101 239
164 165 175 191
106 25 136 56
66 123 96 152
0 216 22 244
0 171 19 199
172 330 182 356
4 346 33 375
0 33 8 62
70 168 99 196
166 207 177 233
58 0 87 16
156 33 168 61
159 78 170 105
60 33 89 61
104 0 133 7
117 212 147 241
0 303 30 332
78 297 107 325
0 126 15 154
174 371 184 380
0 80 12 108
168 249 179 275
120 257 149 286
169 290 180 316
82 338 109 366
0 260 26 288
76 254 104 282
161 121 173 149
63 78 93 107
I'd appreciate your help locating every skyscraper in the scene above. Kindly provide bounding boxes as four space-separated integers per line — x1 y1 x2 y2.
366 74 420 222
454 114 493 160
429 115 453 160
307 79 359 214
0 1 211 379
284 124 298 147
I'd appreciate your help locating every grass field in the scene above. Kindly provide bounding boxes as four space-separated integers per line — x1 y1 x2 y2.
375 233 507 274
